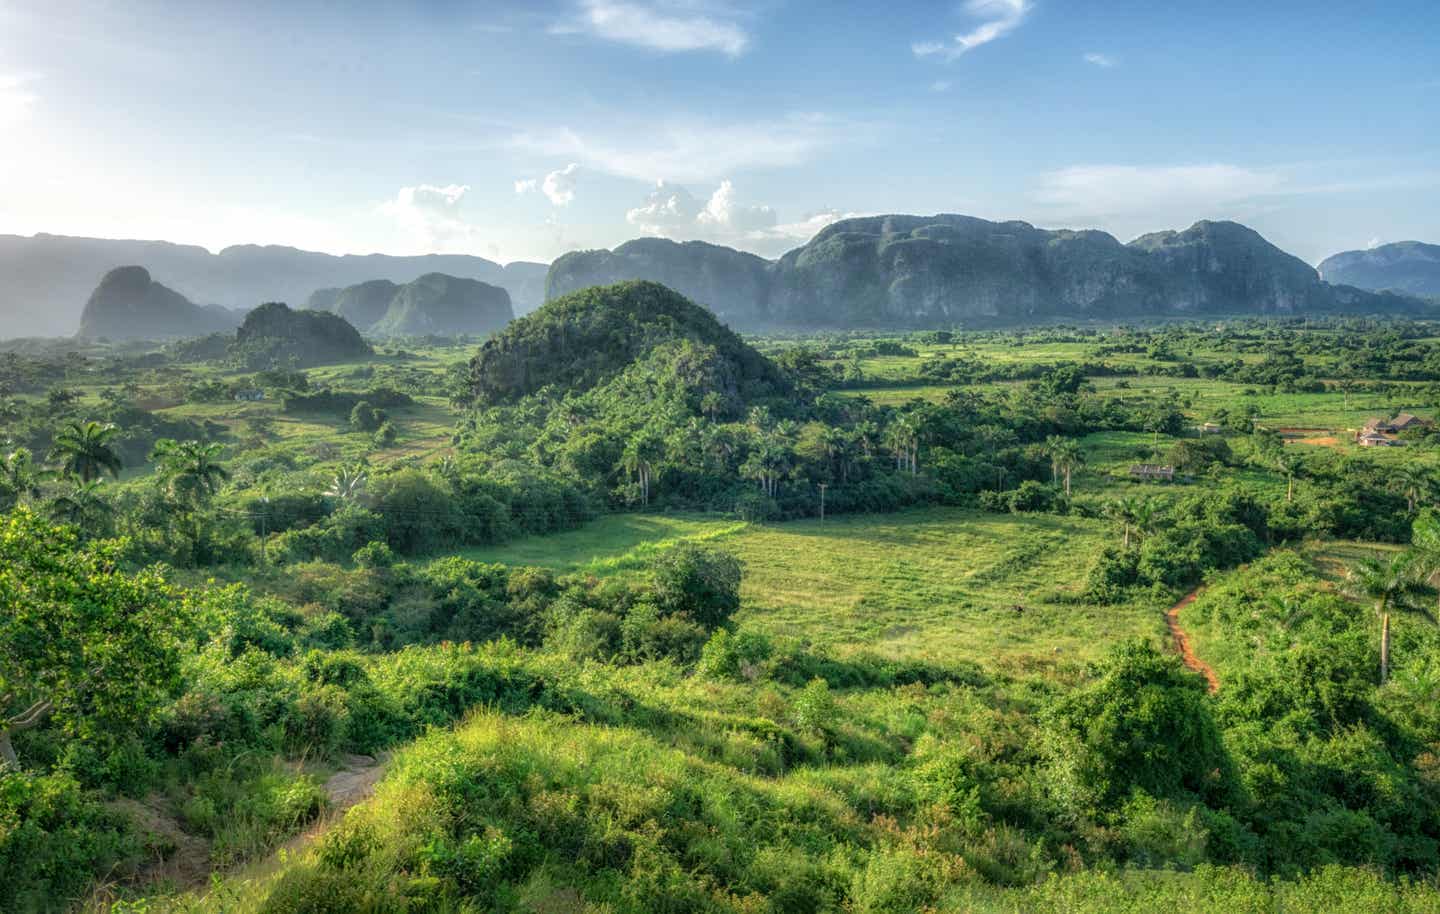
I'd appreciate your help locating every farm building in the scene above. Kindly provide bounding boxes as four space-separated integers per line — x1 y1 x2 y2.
1358 433 1402 447
1129 464 1175 480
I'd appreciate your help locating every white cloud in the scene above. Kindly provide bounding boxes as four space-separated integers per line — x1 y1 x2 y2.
561 1 748 56
930 80 953 92
512 113 838 183
1366 236 1382 249
914 0 1031 61
378 183 479 250
625 179 846 257
1083 52 1117 68
1034 164 1285 216
626 180 704 232
514 178 538 194
0 73 38 128
542 162 580 206
698 180 776 233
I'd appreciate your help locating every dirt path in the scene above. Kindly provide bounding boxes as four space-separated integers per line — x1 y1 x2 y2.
98 751 390 906
1166 588 1219 693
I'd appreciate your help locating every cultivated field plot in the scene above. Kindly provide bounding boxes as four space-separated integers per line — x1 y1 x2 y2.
462 507 1162 668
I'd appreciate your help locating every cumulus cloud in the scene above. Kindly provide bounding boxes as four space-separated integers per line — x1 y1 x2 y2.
513 178 538 194
698 180 776 233
1366 236 1383 249
626 180 704 232
378 183 479 250
512 114 838 183
914 0 1031 61
1083 52 1117 68
560 0 749 56
625 179 846 256
542 163 580 206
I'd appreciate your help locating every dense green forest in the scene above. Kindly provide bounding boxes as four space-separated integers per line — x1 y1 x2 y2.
3 282 1440 913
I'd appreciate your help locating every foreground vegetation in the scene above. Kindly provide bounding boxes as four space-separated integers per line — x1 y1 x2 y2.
4 289 1440 912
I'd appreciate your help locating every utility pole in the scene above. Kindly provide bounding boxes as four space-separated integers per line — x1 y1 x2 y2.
818 483 828 524
259 496 269 565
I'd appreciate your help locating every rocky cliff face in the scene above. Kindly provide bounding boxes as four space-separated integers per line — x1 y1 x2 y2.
370 274 513 337
545 216 1424 329
77 266 240 340
329 280 401 331
1319 241 1440 298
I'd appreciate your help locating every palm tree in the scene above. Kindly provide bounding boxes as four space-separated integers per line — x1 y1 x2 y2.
326 463 370 503
46 479 113 532
1103 496 1143 549
1345 552 1427 684
620 433 663 506
1046 437 1084 497
0 448 51 509
151 440 230 504
1275 451 1303 504
48 420 122 483
1391 465 1432 514
886 415 920 475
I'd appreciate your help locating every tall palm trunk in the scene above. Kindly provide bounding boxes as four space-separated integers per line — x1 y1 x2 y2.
1380 612 1391 685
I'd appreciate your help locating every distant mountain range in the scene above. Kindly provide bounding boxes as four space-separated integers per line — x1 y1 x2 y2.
0 233 548 338
5 220 1433 339
550 216 1428 329
1319 242 1440 298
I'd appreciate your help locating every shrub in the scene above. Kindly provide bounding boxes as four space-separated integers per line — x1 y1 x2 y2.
650 542 742 629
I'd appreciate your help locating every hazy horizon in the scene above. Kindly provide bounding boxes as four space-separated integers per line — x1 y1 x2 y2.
2 0 1438 267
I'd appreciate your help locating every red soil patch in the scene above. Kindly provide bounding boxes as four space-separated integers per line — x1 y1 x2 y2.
1165 588 1219 693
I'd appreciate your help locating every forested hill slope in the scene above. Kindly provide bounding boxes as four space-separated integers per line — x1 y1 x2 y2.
0 233 549 338
467 280 786 405
1319 241 1440 297
233 301 371 367
548 215 1425 329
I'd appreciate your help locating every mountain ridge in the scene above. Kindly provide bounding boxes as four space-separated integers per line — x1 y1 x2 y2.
550 215 1427 328
1319 241 1440 298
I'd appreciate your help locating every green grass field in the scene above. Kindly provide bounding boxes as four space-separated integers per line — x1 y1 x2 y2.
461 507 1164 668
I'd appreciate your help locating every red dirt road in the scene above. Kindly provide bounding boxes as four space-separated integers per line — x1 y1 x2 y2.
1166 589 1219 693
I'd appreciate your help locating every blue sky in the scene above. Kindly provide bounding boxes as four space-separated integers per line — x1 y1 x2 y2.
1 0 1437 265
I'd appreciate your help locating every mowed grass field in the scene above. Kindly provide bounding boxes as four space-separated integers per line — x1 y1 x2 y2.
458 507 1165 669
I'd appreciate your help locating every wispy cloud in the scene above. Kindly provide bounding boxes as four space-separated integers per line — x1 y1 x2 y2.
513 178 538 194
378 183 480 251
1083 52 1117 68
913 0 1031 61
1034 163 1284 217
558 1 749 56
511 113 840 183
930 80 953 93
0 73 38 128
